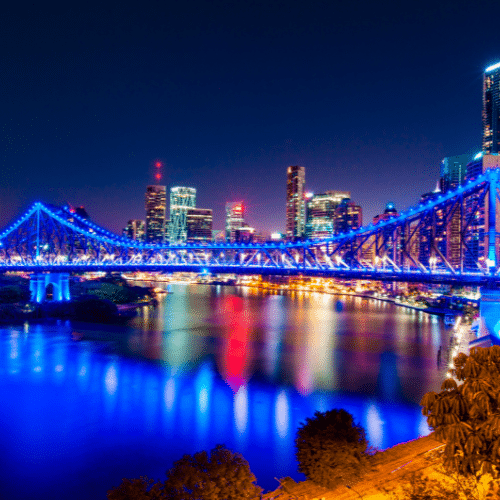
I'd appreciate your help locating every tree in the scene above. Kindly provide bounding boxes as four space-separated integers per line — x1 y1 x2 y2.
295 408 370 489
421 345 500 477
107 476 165 500
163 444 262 500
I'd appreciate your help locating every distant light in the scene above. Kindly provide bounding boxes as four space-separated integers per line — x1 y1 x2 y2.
305 192 314 199
485 62 500 73
474 151 483 160
271 232 282 240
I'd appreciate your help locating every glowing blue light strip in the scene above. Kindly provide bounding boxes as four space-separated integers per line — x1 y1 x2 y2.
486 62 500 73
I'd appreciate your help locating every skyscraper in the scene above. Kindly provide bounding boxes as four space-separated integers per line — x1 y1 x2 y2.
169 187 196 243
305 191 350 239
334 199 362 235
123 219 146 241
225 202 245 242
286 165 305 241
145 185 166 243
186 208 213 242
483 62 500 154
440 154 471 192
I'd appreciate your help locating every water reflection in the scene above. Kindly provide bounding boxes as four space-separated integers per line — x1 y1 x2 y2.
0 285 446 499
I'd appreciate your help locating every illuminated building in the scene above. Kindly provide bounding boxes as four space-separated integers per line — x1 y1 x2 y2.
123 220 145 241
169 187 196 243
305 191 350 239
145 185 166 243
463 153 500 270
483 62 500 154
286 165 305 241
334 199 362 235
225 202 245 242
186 208 212 242
440 154 470 192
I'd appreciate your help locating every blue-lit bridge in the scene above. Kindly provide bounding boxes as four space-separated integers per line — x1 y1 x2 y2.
2 168 500 292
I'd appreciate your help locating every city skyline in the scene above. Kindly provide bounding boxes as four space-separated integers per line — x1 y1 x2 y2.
2 1 500 235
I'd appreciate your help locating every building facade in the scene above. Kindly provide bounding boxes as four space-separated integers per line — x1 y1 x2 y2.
225 202 245 242
440 154 471 192
286 165 305 241
334 199 362 235
169 187 196 243
483 62 500 154
186 208 213 242
145 185 167 243
305 191 350 239
123 219 146 241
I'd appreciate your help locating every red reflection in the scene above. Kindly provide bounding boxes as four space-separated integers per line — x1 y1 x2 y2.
217 295 253 392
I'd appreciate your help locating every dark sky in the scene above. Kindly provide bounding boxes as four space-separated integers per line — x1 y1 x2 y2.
2 0 500 234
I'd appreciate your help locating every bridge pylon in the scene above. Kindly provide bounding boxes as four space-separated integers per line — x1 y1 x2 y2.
29 273 70 303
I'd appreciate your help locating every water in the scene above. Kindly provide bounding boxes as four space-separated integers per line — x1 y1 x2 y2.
0 284 449 499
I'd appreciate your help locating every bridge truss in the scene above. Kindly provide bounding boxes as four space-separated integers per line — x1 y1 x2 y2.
1 169 500 285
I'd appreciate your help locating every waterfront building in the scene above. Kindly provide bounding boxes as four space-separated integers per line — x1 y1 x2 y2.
305 191 350 239
286 165 305 241
225 202 246 242
123 219 146 241
186 208 213 242
334 199 362 235
169 187 196 243
483 62 500 154
145 185 167 243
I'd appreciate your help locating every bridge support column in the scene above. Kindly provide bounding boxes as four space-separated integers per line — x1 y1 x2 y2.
29 273 71 303
470 287 500 348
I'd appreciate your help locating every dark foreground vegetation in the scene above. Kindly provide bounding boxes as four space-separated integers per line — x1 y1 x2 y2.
0 274 153 324
109 346 500 499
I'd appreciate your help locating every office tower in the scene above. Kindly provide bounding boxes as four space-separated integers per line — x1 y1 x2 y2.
186 208 213 242
483 62 500 154
462 154 500 270
334 199 362 235
145 185 167 243
440 154 471 192
286 165 305 241
123 220 145 241
225 202 245 242
305 191 350 239
169 187 196 243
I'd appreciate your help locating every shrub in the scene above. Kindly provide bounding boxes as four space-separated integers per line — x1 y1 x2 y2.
295 408 370 489
421 345 500 477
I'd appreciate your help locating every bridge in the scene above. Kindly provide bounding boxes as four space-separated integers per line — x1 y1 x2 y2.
1 167 500 299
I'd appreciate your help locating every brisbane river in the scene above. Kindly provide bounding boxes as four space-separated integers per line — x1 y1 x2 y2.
0 283 451 499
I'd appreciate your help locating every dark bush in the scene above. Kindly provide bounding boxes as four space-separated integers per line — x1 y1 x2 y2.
295 409 370 489
73 296 119 323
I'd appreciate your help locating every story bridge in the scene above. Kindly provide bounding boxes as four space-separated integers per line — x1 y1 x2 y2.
2 168 500 304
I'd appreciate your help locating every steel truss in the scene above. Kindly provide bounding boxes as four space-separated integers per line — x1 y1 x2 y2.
1 170 500 285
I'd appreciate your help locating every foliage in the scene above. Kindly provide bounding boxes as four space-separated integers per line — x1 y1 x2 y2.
107 476 165 500
0 285 30 304
421 345 500 477
380 470 500 499
73 296 119 323
295 408 370 489
163 444 262 500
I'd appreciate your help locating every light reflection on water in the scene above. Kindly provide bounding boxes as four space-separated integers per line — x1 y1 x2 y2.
0 284 449 499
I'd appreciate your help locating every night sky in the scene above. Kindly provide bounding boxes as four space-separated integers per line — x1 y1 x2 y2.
2 0 500 235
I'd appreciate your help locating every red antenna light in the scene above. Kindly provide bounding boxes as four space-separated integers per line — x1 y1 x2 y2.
155 172 162 181
155 161 162 168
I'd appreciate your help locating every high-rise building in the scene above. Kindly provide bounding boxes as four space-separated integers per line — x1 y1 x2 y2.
225 202 245 242
483 62 500 154
305 191 350 239
334 199 362 235
186 208 213 242
440 154 471 192
145 185 167 244
123 219 146 241
286 165 305 241
169 187 196 243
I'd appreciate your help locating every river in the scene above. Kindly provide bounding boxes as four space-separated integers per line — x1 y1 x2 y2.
0 283 451 499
